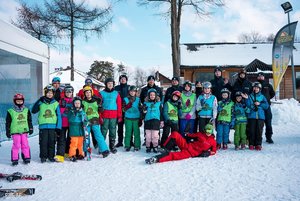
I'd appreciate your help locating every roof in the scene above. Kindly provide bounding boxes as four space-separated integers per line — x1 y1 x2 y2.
245 59 272 75
49 68 105 93
180 42 300 67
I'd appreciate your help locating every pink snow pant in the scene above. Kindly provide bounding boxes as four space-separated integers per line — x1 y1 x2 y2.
11 133 31 161
145 130 159 147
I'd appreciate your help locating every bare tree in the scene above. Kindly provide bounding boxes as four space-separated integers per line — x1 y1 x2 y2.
134 67 148 88
238 31 265 43
138 0 224 77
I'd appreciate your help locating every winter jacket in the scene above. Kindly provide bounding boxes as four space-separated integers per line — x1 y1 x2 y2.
196 93 218 119
143 97 163 130
233 101 249 124
210 76 232 101
180 91 196 120
123 96 141 119
140 84 163 104
245 92 269 120
82 96 102 123
54 87 64 102
6 106 33 135
258 80 275 105
100 88 122 120
32 96 62 130
60 97 73 127
217 99 234 123
67 108 88 137
164 85 184 104
115 83 130 100
185 132 217 156
77 85 101 99
163 100 182 122
232 77 252 99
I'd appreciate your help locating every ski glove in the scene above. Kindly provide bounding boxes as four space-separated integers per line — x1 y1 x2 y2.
198 150 210 157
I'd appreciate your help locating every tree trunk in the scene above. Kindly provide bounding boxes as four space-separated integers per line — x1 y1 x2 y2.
170 0 180 77
70 12 74 81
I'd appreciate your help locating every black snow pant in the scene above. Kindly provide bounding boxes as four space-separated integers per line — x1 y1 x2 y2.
56 127 67 156
264 106 273 140
39 129 56 159
247 119 264 146
199 117 211 133
161 121 179 147
64 127 71 154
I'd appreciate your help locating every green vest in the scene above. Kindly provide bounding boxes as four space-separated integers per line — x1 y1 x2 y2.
82 101 99 120
38 102 59 125
167 102 178 121
181 93 196 113
8 108 29 134
217 101 234 122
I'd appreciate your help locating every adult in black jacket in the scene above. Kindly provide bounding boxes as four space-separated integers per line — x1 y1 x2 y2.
164 76 183 104
115 74 130 147
231 69 252 100
257 72 276 144
140 75 163 104
210 67 232 101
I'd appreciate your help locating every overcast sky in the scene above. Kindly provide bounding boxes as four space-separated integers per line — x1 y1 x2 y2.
0 0 299 78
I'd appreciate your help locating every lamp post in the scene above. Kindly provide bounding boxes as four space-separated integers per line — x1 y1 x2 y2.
281 1 297 99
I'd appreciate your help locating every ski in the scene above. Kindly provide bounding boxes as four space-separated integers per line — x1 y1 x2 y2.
84 126 92 161
0 187 35 197
0 172 42 182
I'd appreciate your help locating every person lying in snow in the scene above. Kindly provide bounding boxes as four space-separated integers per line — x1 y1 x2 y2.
145 123 217 164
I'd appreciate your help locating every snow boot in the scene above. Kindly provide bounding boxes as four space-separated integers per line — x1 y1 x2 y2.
115 142 123 148
54 155 65 162
109 139 118 154
255 145 262 151
70 156 77 162
134 148 140 151
125 147 131 152
266 138 274 144
77 155 84 160
217 144 221 150
249 145 254 150
12 161 18 166
222 143 228 150
41 158 47 163
153 147 158 153
145 157 158 165
102 150 110 158
48 158 56 162
23 158 30 164
241 144 246 150
146 147 151 153
235 146 239 151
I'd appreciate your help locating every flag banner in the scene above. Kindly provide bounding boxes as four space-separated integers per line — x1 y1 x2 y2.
272 21 298 91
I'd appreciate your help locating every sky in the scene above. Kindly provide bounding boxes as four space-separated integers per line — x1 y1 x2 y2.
0 0 299 78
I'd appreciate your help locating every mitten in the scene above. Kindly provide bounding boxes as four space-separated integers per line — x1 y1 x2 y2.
198 150 210 157
99 117 104 125
185 113 192 120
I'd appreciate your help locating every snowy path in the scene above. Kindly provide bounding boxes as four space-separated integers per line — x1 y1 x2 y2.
0 100 300 201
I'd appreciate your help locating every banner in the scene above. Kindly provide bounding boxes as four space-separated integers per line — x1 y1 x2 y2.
272 21 298 91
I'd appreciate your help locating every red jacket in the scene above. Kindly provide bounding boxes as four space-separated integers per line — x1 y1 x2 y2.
186 132 217 156
77 85 100 99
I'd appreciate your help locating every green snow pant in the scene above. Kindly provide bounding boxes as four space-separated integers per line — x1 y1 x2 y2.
234 122 247 146
124 119 141 149
101 118 117 149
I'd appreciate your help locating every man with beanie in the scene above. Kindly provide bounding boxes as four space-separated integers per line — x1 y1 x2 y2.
164 76 183 104
115 74 130 147
231 69 252 100
257 72 275 144
210 67 232 101
140 75 163 104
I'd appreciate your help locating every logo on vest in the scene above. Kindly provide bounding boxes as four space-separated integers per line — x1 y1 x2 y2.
17 114 25 120
86 107 94 115
220 109 228 116
169 109 177 117
43 109 54 118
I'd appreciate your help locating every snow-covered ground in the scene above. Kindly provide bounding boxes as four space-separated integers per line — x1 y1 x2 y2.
0 99 300 201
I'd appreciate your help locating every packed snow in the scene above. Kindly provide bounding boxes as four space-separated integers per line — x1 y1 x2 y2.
0 99 300 201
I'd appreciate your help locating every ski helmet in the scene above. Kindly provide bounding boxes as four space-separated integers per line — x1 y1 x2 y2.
183 81 192 90
64 85 74 94
85 78 93 85
172 91 181 99
44 85 55 95
235 91 243 97
119 74 128 82
83 86 94 96
129 85 137 92
73 96 83 108
205 123 214 135
252 82 262 90
105 77 115 86
147 88 157 97
52 77 61 83
220 88 230 96
202 81 212 89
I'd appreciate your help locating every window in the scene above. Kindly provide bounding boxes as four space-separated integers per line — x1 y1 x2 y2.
195 72 214 83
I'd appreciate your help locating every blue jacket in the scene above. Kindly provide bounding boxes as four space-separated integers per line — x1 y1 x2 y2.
245 92 269 120
124 97 141 119
233 101 249 124
32 96 62 130
144 101 161 121
67 108 88 137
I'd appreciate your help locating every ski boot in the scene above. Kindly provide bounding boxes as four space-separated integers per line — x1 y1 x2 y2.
241 144 246 150
102 150 110 158
217 144 221 150
134 147 140 152
146 147 151 153
153 147 158 153
54 155 64 162
70 156 77 162
23 159 30 164
222 143 228 150
145 157 158 165
77 155 84 160
115 142 123 148
125 147 131 152
41 158 47 163
255 145 262 151
12 161 18 166
235 145 240 151
109 139 118 154
266 138 274 144
249 145 254 150
48 158 56 162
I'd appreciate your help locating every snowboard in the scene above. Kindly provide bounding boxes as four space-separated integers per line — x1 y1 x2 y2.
0 172 42 182
0 187 35 197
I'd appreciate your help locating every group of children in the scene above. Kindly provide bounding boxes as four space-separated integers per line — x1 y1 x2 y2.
5 75 270 166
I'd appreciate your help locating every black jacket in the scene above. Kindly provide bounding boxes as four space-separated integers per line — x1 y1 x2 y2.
258 80 275 104
115 83 130 101
140 84 163 104
232 77 252 99
210 76 232 101
164 85 184 103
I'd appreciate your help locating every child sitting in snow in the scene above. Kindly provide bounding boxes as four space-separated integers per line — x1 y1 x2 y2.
142 88 163 153
216 88 234 150
6 93 33 166
145 123 217 164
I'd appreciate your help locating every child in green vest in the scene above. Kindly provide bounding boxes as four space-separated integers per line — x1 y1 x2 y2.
123 86 142 151
6 93 33 166
216 88 234 150
32 85 62 163
161 91 182 147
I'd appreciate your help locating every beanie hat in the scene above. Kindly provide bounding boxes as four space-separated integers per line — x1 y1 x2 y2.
52 77 61 83
257 72 265 77
171 76 180 82
147 75 155 82
119 74 128 81
105 77 115 86
214 67 222 73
